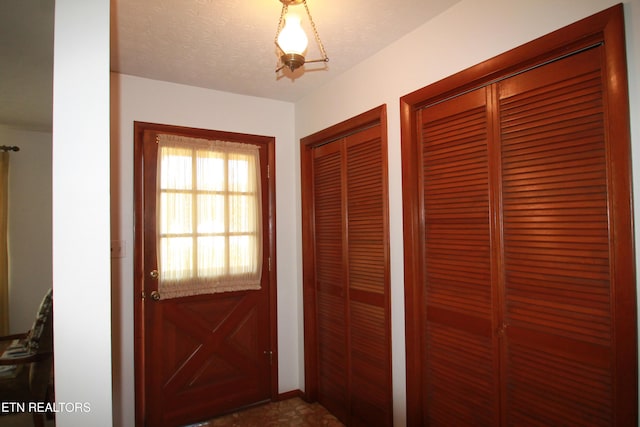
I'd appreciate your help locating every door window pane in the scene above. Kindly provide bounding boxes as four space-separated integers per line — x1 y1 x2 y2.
156 135 263 298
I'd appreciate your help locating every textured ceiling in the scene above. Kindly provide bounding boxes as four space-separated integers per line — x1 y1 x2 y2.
111 0 461 101
1 0 462 130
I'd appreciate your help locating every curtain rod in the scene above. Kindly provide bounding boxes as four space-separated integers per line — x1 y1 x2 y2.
0 146 19 152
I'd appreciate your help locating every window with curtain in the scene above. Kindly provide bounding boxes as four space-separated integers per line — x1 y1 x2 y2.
156 134 262 299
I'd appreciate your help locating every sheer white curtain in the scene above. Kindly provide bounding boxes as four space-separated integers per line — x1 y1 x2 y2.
156 134 263 299
0 152 9 334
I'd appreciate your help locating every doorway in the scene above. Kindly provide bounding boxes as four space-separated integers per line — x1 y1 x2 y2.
133 122 278 427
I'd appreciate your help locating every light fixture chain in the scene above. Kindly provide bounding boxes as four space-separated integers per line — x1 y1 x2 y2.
303 0 328 61
274 3 288 46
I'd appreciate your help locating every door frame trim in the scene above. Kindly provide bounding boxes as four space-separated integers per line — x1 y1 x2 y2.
400 5 635 425
133 121 278 426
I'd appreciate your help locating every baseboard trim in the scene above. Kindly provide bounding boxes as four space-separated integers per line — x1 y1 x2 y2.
275 389 306 402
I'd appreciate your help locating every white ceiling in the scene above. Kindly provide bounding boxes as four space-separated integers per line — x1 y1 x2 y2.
1 0 461 130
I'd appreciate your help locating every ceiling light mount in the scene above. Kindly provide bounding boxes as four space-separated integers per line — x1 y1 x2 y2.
275 0 328 73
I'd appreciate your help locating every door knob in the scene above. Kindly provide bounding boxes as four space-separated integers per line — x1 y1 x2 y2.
150 290 161 301
149 269 159 279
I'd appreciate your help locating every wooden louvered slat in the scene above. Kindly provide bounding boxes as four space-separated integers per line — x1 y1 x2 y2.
500 47 615 424
350 301 388 426
422 90 492 320
313 144 348 422
347 131 385 297
507 342 611 426
346 125 392 426
317 291 348 419
421 88 498 426
426 323 495 426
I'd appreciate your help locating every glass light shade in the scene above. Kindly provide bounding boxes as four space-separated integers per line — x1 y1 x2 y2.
277 15 308 55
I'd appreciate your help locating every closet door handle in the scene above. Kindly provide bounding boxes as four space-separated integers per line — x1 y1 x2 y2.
497 322 509 337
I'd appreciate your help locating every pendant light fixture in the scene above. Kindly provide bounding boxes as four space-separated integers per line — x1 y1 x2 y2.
274 0 328 73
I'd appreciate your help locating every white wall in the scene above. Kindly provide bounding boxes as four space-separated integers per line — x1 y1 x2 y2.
52 0 112 426
110 73 299 427
0 126 52 334
104 1 639 426
295 1 640 426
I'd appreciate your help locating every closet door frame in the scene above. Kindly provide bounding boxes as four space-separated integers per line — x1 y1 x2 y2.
300 105 391 415
400 5 635 425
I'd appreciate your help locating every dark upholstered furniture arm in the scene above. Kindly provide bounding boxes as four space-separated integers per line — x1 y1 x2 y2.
0 351 52 366
0 332 29 342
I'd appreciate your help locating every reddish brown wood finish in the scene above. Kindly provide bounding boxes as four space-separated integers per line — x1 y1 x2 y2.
300 105 392 426
420 87 498 425
500 48 614 425
401 4 636 426
133 122 278 427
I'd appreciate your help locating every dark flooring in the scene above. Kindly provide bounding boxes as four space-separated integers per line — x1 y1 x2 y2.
187 398 344 427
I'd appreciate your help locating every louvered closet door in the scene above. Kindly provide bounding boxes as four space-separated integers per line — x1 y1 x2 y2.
312 141 348 422
311 123 392 427
499 47 616 426
420 88 499 426
345 125 391 427
408 6 634 426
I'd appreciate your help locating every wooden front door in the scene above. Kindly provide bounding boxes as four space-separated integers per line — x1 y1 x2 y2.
134 122 277 427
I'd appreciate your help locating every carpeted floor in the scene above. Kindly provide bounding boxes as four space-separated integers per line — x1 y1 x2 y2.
187 398 344 427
